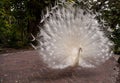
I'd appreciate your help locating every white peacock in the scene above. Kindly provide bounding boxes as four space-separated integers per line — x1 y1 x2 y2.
37 5 113 69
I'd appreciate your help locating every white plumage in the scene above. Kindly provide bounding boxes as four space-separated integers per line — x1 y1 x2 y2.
37 6 113 69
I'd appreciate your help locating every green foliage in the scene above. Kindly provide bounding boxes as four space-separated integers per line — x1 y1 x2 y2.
0 0 28 48
0 0 56 48
94 0 120 54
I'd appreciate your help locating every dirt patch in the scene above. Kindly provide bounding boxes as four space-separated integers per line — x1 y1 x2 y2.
0 47 33 54
0 50 119 83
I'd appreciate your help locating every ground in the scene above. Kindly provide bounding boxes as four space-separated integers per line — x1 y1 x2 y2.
0 50 120 83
